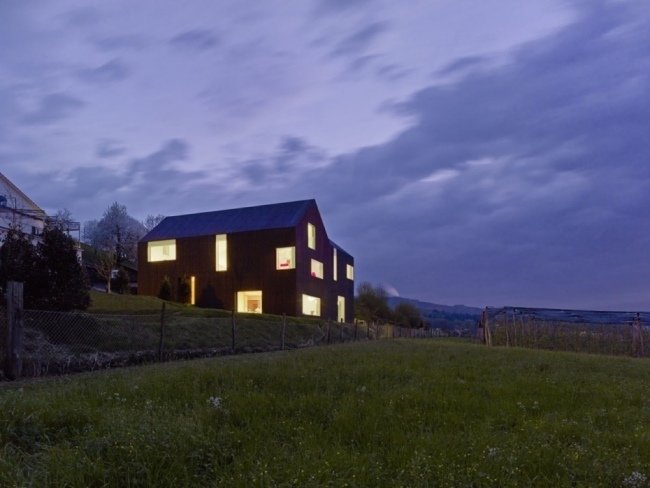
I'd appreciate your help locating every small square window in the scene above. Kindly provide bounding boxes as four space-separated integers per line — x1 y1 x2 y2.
302 294 321 316
276 247 295 270
311 259 323 279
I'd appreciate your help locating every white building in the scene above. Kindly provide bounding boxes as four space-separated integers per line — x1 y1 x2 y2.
0 172 47 241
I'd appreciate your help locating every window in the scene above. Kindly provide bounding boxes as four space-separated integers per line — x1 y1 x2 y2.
337 296 345 322
276 247 295 270
237 291 262 313
148 240 176 262
311 259 323 279
307 223 316 250
302 294 321 316
333 248 338 281
190 276 196 306
346 264 354 280
215 234 227 271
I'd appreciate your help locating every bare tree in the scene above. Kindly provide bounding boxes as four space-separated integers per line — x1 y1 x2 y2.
143 214 165 233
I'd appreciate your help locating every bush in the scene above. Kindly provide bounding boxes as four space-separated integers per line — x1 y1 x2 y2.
177 275 191 304
158 276 172 301
111 267 130 294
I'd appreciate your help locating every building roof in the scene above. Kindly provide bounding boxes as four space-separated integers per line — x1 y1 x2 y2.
141 199 317 241
0 171 46 215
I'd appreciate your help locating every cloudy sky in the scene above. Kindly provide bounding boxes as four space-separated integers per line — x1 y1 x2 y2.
1 0 648 310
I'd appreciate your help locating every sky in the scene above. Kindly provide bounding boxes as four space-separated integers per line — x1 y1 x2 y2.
1 0 648 311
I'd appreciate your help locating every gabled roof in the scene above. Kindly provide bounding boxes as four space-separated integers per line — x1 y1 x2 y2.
141 199 317 242
0 172 45 214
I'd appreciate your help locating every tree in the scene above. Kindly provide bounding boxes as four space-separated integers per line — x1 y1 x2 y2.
143 214 165 233
32 225 90 311
84 202 146 266
355 282 392 324
111 267 130 294
394 302 422 328
158 275 172 301
88 247 117 293
0 224 38 304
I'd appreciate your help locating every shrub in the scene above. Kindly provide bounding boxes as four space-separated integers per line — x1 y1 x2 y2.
158 276 172 301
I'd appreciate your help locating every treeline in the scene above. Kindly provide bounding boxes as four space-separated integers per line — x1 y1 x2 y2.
355 282 424 328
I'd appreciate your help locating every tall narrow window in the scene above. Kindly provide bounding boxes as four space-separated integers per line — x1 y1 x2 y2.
337 296 345 322
147 240 176 262
307 223 316 250
190 276 196 305
311 259 323 279
237 291 262 313
215 234 227 271
276 247 295 270
302 294 321 316
346 264 354 280
333 248 338 281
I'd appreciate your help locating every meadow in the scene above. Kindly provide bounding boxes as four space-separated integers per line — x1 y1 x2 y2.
0 340 649 487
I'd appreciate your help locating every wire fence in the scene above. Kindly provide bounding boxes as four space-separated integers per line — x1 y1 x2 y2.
1 299 437 379
479 307 649 358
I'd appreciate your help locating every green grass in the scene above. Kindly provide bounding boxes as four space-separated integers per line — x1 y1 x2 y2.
1 340 649 487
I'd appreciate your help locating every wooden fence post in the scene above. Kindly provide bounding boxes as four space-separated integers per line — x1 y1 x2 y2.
5 282 24 380
354 320 358 341
326 320 331 345
367 321 370 339
158 302 166 361
339 322 343 342
231 309 236 353
281 313 286 351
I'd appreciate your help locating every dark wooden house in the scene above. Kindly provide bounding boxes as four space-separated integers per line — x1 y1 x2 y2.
137 199 354 321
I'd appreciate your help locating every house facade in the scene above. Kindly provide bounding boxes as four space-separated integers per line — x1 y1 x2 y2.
137 200 354 321
0 172 47 240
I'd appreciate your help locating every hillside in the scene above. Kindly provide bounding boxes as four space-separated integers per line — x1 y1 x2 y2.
388 296 481 331
0 340 648 486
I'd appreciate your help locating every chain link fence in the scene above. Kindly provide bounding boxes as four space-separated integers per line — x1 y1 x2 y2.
4 305 401 378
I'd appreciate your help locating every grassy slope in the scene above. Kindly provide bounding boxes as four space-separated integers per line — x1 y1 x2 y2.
1 340 649 487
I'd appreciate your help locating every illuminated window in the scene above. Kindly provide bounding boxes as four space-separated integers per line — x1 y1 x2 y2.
237 291 262 313
307 223 316 250
333 248 338 281
276 247 295 270
215 234 227 271
190 276 196 305
337 296 345 322
302 294 321 316
346 264 354 280
147 240 176 262
311 259 323 279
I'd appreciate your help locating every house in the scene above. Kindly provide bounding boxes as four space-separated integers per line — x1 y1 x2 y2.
137 199 354 321
0 172 47 240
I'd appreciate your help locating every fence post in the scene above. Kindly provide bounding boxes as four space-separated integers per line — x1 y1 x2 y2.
5 281 24 380
339 322 343 342
326 320 331 345
354 320 358 341
158 302 166 361
367 321 370 339
281 313 286 351
231 309 236 353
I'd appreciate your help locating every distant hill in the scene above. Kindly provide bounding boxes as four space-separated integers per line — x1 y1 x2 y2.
387 296 482 331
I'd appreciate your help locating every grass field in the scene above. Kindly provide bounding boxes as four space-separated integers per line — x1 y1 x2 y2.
1 340 649 487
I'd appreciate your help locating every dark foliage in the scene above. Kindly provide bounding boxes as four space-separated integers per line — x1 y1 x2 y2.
0 225 38 304
158 276 172 301
111 267 130 294
394 302 422 328
177 275 191 304
32 226 90 311
355 282 392 324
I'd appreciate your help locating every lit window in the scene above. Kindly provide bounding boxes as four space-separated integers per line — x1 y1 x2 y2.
190 276 196 305
346 264 354 280
276 247 295 270
337 296 345 322
302 294 321 316
307 223 316 250
333 248 338 281
147 240 176 262
216 234 227 271
237 291 262 313
311 259 323 279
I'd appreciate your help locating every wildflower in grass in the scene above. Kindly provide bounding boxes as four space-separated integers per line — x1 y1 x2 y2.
484 447 499 458
622 471 647 488
207 396 223 410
